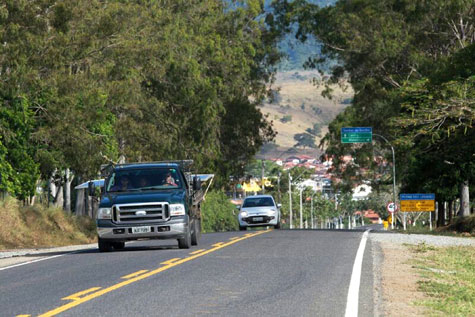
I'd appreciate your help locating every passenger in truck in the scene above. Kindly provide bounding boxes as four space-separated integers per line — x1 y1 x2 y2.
111 176 132 191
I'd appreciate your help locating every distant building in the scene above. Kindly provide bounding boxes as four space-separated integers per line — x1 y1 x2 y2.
352 184 372 201
296 179 321 191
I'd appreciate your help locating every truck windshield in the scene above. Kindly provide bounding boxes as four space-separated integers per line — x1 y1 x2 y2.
242 197 275 207
106 168 182 192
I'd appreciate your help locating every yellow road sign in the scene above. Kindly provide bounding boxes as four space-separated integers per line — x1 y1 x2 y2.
400 200 435 212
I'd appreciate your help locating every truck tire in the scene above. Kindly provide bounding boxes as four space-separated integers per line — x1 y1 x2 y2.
239 226 247 231
191 220 200 246
274 222 281 229
178 227 191 249
98 238 112 252
112 242 125 250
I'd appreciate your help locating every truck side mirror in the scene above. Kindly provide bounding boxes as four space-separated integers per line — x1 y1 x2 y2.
88 181 96 197
193 176 202 191
277 203 282 209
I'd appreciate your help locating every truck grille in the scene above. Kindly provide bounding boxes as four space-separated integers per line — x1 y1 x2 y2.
113 202 170 224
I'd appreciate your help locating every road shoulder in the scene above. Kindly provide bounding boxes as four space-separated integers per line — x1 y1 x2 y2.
370 232 475 316
0 243 97 269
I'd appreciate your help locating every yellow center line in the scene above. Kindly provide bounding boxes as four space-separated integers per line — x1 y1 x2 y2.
62 287 102 301
16 315 31 317
189 249 206 255
38 229 270 317
160 258 181 265
212 242 225 247
229 237 240 241
121 270 149 279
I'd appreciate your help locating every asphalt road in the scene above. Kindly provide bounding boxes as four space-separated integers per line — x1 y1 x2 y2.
0 229 374 317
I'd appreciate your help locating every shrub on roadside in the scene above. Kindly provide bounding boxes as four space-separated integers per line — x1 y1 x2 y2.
448 215 475 235
201 191 238 233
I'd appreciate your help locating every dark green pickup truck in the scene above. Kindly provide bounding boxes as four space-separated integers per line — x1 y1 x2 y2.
89 161 210 252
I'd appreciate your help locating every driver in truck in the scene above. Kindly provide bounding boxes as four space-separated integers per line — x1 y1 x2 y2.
164 172 177 186
111 175 131 191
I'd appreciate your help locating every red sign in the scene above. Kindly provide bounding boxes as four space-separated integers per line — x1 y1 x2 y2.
386 202 397 213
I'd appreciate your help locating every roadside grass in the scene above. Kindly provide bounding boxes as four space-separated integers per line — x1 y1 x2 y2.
0 196 96 250
409 243 475 316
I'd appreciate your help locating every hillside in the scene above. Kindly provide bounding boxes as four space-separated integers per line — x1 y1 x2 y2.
257 70 353 159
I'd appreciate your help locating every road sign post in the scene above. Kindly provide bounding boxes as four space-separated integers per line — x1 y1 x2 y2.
386 202 397 213
400 194 435 212
400 194 435 230
341 127 372 143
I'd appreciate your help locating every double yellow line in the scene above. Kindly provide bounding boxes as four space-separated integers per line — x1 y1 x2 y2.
30 230 270 317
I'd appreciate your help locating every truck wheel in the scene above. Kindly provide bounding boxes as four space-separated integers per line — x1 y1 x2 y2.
239 226 247 231
274 222 281 229
191 220 200 246
178 227 191 249
98 238 112 252
112 242 125 250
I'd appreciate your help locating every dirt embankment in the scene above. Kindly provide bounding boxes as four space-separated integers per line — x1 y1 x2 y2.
0 197 96 250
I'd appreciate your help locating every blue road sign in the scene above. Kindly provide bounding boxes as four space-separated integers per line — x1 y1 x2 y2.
400 194 435 200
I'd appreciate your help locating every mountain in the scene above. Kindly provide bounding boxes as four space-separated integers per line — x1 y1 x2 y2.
257 71 352 159
256 0 346 159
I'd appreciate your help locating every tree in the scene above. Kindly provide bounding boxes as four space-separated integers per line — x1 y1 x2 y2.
271 0 475 216
294 132 317 149
0 0 283 205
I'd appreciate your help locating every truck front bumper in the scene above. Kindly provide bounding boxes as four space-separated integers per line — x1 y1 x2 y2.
97 218 188 241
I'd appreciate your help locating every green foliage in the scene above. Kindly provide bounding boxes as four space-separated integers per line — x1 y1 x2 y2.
0 0 282 199
0 96 39 199
201 191 239 233
412 246 475 316
306 122 322 136
294 132 317 148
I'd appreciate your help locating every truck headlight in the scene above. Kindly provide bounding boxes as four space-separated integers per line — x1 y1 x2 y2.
169 204 185 216
268 209 276 215
240 211 248 217
98 208 112 219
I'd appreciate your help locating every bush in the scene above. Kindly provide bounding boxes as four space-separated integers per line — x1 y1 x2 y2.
201 191 238 233
280 115 292 123
448 215 475 234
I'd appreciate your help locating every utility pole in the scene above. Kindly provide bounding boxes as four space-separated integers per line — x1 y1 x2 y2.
288 172 293 229
310 195 314 229
299 187 303 229
261 160 265 193
373 134 397 230
310 191 318 229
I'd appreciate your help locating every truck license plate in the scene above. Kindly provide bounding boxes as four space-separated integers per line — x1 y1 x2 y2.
254 217 263 222
132 226 151 234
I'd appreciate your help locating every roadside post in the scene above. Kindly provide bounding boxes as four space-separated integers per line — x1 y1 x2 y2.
386 202 397 227
400 194 435 230
288 172 293 229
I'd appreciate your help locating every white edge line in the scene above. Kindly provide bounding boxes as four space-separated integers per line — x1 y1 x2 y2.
0 251 81 272
345 229 370 317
